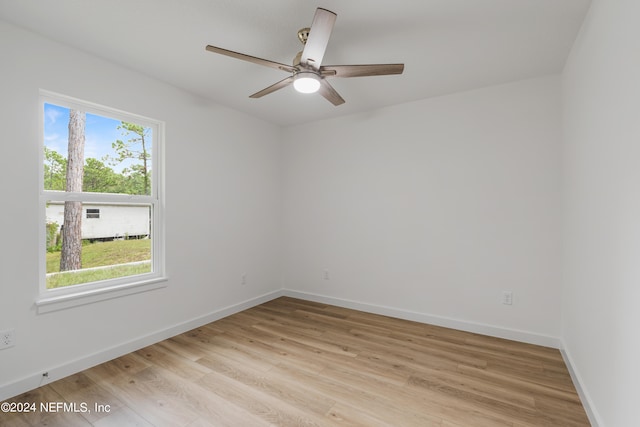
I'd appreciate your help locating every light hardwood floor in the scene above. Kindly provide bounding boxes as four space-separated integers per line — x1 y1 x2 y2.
1 297 590 426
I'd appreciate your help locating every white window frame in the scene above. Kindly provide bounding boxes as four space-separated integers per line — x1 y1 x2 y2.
36 90 166 313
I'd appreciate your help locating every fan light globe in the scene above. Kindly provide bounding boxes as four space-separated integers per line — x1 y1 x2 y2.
293 73 321 93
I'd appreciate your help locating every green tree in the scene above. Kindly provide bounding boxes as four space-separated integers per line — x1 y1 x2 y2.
104 122 151 195
44 147 67 190
83 157 124 193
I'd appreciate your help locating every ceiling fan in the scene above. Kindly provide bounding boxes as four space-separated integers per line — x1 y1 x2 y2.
205 7 404 106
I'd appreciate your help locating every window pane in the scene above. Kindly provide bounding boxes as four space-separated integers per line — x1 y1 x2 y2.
45 201 152 289
43 103 152 196
86 208 100 219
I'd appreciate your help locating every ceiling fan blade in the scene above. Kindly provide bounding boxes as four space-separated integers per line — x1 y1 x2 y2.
318 79 345 106
206 45 296 73
301 8 337 70
320 63 405 78
249 76 295 98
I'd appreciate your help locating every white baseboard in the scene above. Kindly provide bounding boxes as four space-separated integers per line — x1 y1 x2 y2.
282 289 561 348
560 343 602 427
0 289 284 402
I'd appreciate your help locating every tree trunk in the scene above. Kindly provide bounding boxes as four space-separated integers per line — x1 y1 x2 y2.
141 132 149 195
60 109 85 271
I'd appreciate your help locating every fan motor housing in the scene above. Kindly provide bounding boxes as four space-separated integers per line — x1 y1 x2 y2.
297 27 310 44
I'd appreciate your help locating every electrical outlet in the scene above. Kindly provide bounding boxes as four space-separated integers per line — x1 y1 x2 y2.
241 273 247 285
0 329 15 349
323 270 330 280
502 291 513 305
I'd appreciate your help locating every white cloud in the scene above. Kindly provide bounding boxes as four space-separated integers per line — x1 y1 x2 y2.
84 136 99 159
44 133 59 142
45 108 62 125
43 133 66 154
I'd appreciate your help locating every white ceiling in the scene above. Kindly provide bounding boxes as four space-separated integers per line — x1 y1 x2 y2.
0 0 590 126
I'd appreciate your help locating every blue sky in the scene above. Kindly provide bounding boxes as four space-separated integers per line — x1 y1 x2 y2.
44 103 151 174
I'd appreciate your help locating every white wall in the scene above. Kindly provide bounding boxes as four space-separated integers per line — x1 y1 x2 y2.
562 0 640 425
0 20 283 397
282 75 563 343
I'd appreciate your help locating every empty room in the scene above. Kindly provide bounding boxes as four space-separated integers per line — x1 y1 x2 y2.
0 1 638 426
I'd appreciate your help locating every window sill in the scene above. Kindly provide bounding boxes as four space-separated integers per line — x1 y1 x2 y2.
36 276 168 314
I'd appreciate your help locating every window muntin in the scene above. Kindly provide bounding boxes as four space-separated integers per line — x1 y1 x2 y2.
40 91 164 298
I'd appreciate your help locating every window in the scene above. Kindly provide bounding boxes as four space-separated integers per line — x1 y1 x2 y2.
38 91 165 312
86 208 100 219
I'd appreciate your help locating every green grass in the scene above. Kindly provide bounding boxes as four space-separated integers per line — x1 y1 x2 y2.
46 239 152 289
47 239 151 273
47 262 151 289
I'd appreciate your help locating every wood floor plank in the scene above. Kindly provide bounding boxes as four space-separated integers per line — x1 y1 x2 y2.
196 370 329 426
48 373 126 424
91 406 154 427
268 363 444 427
324 402 398 427
0 384 91 427
2 297 590 426
134 345 212 382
